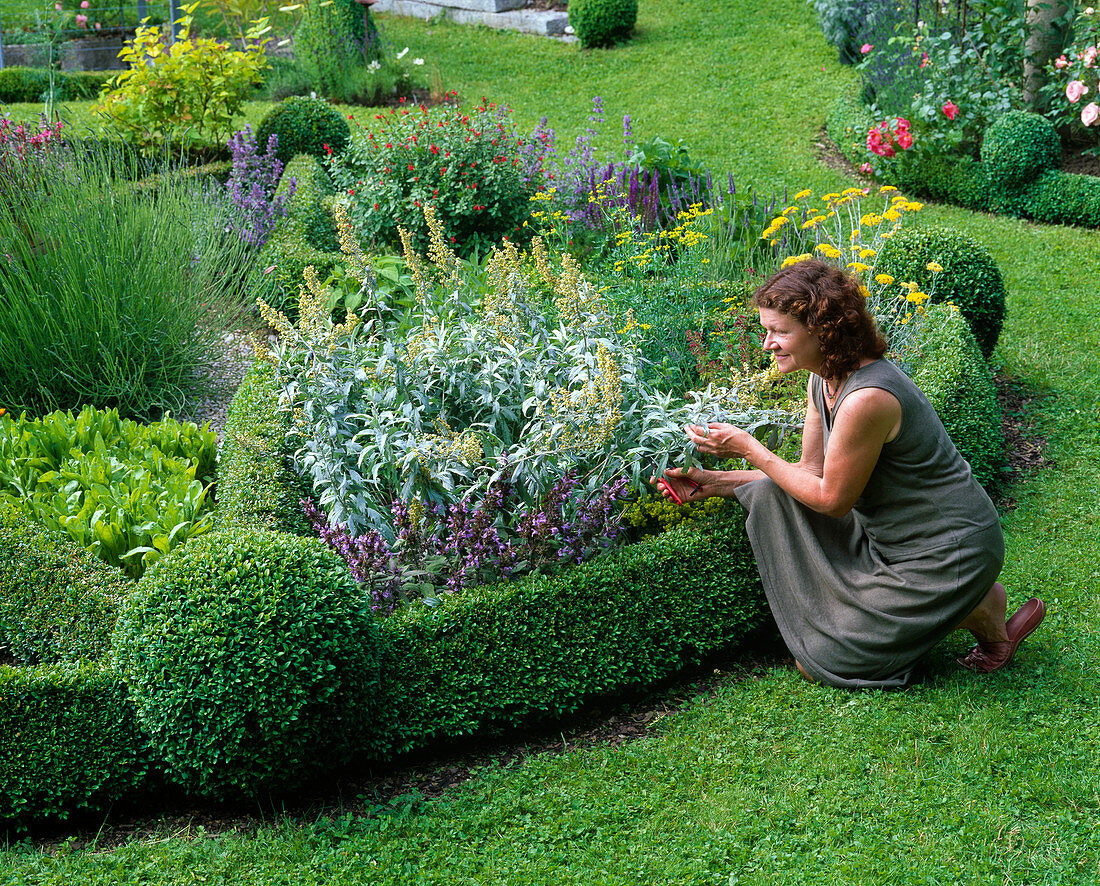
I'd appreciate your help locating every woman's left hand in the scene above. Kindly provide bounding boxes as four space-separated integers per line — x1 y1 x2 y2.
685 423 757 460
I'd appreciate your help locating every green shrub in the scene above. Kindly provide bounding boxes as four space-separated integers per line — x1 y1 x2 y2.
1008 168 1100 228
216 359 314 537
877 226 1006 359
568 0 639 48
907 303 1003 487
0 66 52 103
59 70 115 100
0 662 151 824
113 528 380 798
0 502 127 666
0 407 218 579
96 13 269 152
891 151 990 212
330 101 535 256
370 507 764 755
980 110 1060 193
256 96 351 168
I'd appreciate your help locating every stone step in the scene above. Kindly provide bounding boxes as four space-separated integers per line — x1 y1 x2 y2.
372 0 572 38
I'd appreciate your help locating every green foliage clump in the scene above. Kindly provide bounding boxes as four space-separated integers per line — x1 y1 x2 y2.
568 0 638 48
907 303 1003 487
891 151 990 212
372 507 765 755
621 493 737 537
294 0 381 102
0 662 151 824
0 68 114 103
0 407 217 579
0 502 127 666
330 101 535 256
256 95 351 168
96 12 269 151
216 359 314 537
113 528 380 798
877 226 1006 359
980 111 1060 193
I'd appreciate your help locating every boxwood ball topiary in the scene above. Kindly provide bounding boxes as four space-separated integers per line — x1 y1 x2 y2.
877 226 1006 359
113 528 380 798
569 0 639 48
256 96 351 167
981 110 1060 193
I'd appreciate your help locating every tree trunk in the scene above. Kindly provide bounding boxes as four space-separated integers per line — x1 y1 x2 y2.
1024 0 1073 110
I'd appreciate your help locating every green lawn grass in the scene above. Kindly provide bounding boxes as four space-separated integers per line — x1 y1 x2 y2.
4 0 1100 882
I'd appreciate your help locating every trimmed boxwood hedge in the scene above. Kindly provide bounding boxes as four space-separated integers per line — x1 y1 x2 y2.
215 357 313 537
369 505 765 757
0 662 150 824
907 303 1003 487
0 66 113 103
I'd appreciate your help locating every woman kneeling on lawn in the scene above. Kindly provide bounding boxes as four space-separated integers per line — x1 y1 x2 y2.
657 259 1045 689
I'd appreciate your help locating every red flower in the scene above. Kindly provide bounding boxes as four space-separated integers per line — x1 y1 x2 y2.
323 143 332 156
897 131 913 149
430 144 439 155
942 100 960 120
408 163 414 171
374 202 380 210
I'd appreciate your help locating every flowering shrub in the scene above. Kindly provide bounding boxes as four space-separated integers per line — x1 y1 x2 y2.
1047 7 1100 145
96 4 269 151
329 98 534 256
225 126 295 248
760 185 937 363
0 117 65 251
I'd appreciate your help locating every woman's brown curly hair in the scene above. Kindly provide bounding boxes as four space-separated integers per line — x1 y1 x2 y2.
753 259 887 380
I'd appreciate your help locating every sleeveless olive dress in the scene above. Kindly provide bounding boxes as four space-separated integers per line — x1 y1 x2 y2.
734 358 1003 689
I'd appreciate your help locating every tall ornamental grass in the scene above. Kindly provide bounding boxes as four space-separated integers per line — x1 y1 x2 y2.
0 140 255 419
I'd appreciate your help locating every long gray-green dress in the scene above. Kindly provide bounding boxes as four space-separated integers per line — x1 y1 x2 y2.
734 358 1003 689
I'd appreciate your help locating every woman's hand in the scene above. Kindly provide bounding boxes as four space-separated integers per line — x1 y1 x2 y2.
651 466 712 504
685 422 757 461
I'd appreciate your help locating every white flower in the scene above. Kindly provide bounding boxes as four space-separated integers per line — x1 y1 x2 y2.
396 46 409 60
368 60 381 71
413 58 424 65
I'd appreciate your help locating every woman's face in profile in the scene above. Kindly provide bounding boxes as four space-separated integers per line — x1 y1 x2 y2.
758 307 823 375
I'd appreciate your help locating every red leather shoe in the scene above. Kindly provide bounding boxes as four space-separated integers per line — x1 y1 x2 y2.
958 597 1047 674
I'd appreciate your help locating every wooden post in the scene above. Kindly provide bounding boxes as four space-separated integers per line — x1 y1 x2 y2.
169 0 180 42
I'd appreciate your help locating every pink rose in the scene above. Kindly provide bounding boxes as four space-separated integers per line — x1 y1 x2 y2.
894 118 911 132
861 43 873 54
1085 46 1098 68
1067 80 1088 102
942 100 960 120
75 13 88 26
860 162 874 175
919 52 929 69
1055 55 1070 69
94 20 101 28
80 1 89 7
1082 102 1100 126
54 3 62 9
897 131 914 149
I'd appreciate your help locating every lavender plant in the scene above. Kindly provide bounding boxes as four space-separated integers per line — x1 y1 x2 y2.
225 126 295 248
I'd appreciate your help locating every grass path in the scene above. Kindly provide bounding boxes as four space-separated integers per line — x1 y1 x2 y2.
5 1 1100 882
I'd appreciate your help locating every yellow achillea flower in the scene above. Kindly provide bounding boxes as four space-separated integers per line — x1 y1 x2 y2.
801 215 826 229
859 286 871 298
926 261 944 273
794 189 813 200
907 291 931 304
904 201 924 211
859 248 876 260
842 187 865 196
782 253 813 268
815 243 842 259
847 261 870 274
882 208 902 222
849 229 861 242
822 193 841 202
860 213 883 227
875 273 895 285
878 185 898 194
782 205 801 217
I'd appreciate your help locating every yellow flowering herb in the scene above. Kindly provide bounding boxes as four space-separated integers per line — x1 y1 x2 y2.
875 273 895 285
781 253 813 268
926 261 944 273
847 261 870 274
860 213 883 227
814 243 842 259
794 189 813 200
878 185 898 194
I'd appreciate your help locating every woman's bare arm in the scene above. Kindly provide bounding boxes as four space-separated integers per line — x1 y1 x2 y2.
687 386 901 518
